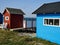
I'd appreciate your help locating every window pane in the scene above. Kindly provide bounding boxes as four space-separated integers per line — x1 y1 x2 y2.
44 19 48 24
54 19 59 26
49 19 53 25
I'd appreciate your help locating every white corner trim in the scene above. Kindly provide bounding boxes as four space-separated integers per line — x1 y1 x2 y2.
6 9 10 14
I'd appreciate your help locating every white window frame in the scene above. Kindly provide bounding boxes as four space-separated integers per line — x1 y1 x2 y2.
43 18 60 27
5 16 9 20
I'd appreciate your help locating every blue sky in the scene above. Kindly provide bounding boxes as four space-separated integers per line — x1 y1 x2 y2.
0 0 60 17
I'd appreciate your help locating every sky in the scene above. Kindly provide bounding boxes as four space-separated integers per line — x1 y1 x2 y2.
0 0 60 18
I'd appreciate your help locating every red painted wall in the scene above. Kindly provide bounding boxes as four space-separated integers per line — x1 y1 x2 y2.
3 10 11 28
10 14 23 29
3 10 23 29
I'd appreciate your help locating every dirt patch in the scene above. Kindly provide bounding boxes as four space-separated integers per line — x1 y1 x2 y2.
18 33 36 37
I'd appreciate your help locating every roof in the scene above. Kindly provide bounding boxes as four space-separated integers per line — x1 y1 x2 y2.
6 8 25 15
32 2 60 14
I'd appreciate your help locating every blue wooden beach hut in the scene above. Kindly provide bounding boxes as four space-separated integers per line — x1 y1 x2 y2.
0 13 3 24
23 17 36 29
32 2 60 44
0 13 3 28
23 17 36 32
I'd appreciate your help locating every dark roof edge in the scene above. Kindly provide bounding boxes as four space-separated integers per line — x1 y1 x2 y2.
6 7 21 11
32 4 45 14
32 1 60 14
6 7 25 15
45 1 60 5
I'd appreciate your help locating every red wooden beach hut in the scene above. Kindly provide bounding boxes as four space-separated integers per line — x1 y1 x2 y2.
3 7 25 29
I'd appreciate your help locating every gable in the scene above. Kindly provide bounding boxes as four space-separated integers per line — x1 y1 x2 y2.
3 9 10 15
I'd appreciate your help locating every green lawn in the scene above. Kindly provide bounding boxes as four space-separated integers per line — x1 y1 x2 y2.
0 29 58 45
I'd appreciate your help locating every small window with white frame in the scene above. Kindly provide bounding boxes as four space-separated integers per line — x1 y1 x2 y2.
44 18 60 26
49 19 53 25
44 19 48 25
54 19 59 26
5 16 9 20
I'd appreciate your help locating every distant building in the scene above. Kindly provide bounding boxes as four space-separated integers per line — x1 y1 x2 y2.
0 13 3 24
32 2 60 44
0 13 3 28
3 8 25 29
23 18 36 28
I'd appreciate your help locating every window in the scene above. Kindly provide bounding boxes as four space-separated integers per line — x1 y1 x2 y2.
44 18 60 26
5 16 9 20
44 19 48 24
54 19 59 26
49 19 53 25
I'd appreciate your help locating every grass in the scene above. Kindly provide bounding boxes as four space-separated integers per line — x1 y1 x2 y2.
32 37 58 45
0 29 59 45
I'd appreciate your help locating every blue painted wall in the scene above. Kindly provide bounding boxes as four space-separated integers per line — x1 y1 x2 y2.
37 13 60 44
24 18 36 27
0 13 3 24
